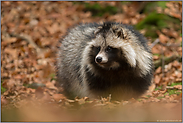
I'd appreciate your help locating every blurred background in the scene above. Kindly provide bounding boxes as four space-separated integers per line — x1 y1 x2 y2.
1 1 182 122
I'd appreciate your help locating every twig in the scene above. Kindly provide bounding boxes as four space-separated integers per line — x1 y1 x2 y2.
161 45 165 78
159 42 181 48
154 55 182 69
150 38 182 69
9 33 42 54
150 38 160 48
150 38 181 49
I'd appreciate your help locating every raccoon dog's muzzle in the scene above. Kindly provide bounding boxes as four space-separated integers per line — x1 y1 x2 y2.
95 52 108 64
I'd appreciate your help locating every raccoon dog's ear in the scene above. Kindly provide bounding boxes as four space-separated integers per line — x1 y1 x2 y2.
112 27 124 39
94 26 103 35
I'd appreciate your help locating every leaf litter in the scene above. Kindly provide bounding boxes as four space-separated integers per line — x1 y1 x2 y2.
1 1 182 122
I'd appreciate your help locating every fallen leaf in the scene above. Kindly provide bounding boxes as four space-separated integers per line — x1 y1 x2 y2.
153 55 159 60
154 75 161 84
159 33 169 43
174 93 182 100
52 94 66 102
2 37 17 45
6 79 16 89
173 85 182 90
13 74 25 80
155 67 162 74
1 96 9 105
46 82 58 90
172 60 181 68
148 83 156 93
4 48 18 59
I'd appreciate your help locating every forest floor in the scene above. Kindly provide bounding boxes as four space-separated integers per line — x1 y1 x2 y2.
1 1 182 122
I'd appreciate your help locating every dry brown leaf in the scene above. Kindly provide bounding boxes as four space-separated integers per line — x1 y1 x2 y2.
148 83 156 93
175 78 182 82
155 67 162 74
46 82 58 90
46 23 60 35
75 97 86 105
153 55 159 60
1 96 9 105
151 98 160 102
4 48 18 59
1 37 17 45
6 79 16 89
26 88 35 94
172 60 181 68
154 75 161 84
52 94 66 102
159 33 169 43
43 50 52 58
151 44 162 54
13 74 25 80
173 85 182 90
5 63 14 69
174 93 182 100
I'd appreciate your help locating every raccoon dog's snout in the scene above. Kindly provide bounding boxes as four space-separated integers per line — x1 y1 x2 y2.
95 53 108 64
95 56 102 63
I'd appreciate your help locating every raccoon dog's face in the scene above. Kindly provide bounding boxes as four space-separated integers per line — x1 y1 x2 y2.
83 22 152 76
91 43 121 70
88 25 129 70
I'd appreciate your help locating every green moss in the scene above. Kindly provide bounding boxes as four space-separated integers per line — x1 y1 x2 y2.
24 83 46 89
157 1 167 9
73 2 120 17
146 95 151 98
50 73 56 81
1 85 6 94
1 80 6 94
165 89 182 95
137 98 142 101
83 3 118 17
169 82 182 87
136 13 167 29
154 85 162 91
153 53 160 56
142 2 167 13
135 12 181 39
165 82 182 95
155 82 182 96
157 96 164 99
180 41 182 47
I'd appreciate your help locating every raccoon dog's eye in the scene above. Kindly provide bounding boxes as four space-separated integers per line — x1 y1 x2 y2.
96 46 101 51
97 46 101 50
106 46 113 52
94 46 100 52
92 46 100 52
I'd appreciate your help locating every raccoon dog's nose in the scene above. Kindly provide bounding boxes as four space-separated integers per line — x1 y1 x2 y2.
96 56 102 63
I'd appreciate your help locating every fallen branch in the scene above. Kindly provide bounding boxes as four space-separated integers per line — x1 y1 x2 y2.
150 38 160 49
154 55 182 69
10 33 43 54
150 38 181 49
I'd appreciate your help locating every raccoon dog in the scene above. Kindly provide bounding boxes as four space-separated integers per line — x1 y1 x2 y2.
56 22 153 100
